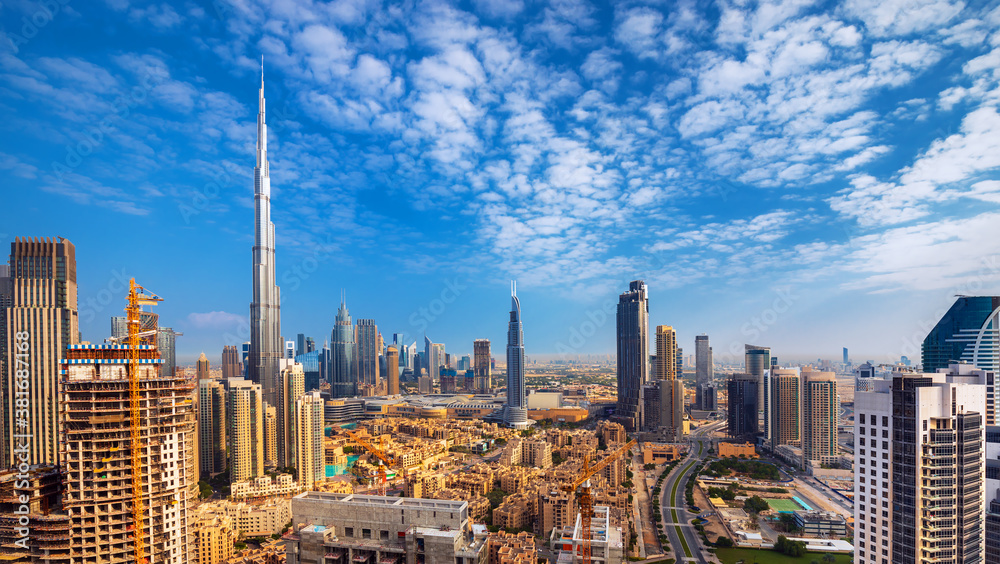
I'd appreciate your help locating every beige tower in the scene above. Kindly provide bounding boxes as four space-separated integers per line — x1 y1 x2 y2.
278 360 304 468
196 352 210 380
386 345 399 395
655 325 682 438
264 402 277 467
2 236 79 467
227 378 265 482
221 345 240 380
769 368 801 451
198 379 227 476
800 369 839 468
295 391 325 488
60 341 195 564
474 339 491 392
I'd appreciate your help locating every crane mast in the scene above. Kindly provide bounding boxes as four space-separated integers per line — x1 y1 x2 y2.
346 430 397 496
563 438 637 564
126 279 161 564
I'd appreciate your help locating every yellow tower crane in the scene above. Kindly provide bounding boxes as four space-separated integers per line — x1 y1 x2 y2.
562 438 637 564
345 430 397 496
126 279 161 564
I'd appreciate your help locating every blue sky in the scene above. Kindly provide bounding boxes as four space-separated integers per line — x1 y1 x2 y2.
3 0 1000 367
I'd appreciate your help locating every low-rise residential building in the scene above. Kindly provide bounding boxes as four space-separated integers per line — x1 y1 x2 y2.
641 442 681 464
486 531 536 564
231 474 300 500
792 510 848 537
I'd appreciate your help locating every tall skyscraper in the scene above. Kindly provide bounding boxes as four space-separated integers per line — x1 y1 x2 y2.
695 334 713 409
386 345 400 395
263 402 277 467
424 336 445 382
278 360 304 468
987 425 1000 564
655 325 681 436
226 378 265 482
842 347 849 365
800 369 838 468
295 391 325 488
60 334 195 564
854 369 986 564
222 345 240 380
615 280 648 432
474 339 491 392
199 379 227 476
248 68 283 414
157 327 180 377
745 344 770 424
727 373 758 440
922 296 1000 372
197 351 210 380
330 297 356 398
355 319 380 388
1 236 78 467
769 368 801 451
296 333 306 357
504 282 528 429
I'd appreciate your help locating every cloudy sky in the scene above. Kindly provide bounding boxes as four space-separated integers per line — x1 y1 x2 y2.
2 0 1000 366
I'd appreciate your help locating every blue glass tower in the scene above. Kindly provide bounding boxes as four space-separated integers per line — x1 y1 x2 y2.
922 296 1000 372
504 281 528 429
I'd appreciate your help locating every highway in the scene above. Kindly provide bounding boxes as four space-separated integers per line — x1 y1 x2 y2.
659 420 726 564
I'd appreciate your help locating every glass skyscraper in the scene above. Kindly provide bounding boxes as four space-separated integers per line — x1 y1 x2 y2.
330 298 356 398
922 296 1000 373
504 282 528 429
615 280 648 431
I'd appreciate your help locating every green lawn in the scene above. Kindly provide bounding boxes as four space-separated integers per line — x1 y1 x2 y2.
715 548 852 564
764 498 804 512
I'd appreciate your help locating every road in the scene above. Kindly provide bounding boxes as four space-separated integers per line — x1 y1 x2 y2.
659 420 726 564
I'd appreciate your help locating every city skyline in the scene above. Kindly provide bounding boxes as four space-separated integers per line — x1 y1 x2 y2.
4 1 1000 365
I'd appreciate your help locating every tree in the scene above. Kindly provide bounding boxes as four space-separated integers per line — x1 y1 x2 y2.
743 495 770 514
715 536 734 548
779 512 801 533
822 554 837 564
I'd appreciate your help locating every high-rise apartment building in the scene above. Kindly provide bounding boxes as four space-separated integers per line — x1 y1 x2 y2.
355 319 380 389
264 402 277 467
249 70 283 415
330 299 356 398
695 335 712 409
295 391 325 488
222 345 240 379
854 369 986 564
474 339 491 392
1 236 78 467
987 425 1000 564
278 360 305 468
745 344 770 425
386 345 400 395
505 282 529 429
922 296 1000 372
769 368 801 451
800 369 838 468
615 280 648 432
60 340 195 564
197 351 210 380
654 325 681 436
199 378 227 477
157 327 180 377
226 378 265 482
727 373 758 440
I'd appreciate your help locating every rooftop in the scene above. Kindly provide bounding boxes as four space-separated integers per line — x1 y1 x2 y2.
294 491 467 511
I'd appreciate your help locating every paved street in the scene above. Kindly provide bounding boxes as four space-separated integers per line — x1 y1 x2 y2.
659 420 726 564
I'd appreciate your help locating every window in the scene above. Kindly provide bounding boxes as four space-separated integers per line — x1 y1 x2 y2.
381 531 389 541
882 416 888 426
860 414 866 424
362 529 371 539
345 527 354 537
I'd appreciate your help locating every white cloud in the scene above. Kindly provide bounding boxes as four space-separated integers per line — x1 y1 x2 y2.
844 0 965 38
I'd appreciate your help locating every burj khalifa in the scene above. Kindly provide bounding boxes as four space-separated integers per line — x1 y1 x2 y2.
249 64 282 409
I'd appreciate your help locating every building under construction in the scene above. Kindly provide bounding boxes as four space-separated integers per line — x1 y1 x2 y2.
0 465 71 564
59 337 196 564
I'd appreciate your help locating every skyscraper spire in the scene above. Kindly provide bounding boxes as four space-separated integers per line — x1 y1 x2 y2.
249 68 282 411
504 281 529 429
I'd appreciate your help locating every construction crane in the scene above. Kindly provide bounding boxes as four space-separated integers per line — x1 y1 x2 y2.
345 430 397 496
562 438 637 564
126 279 161 564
